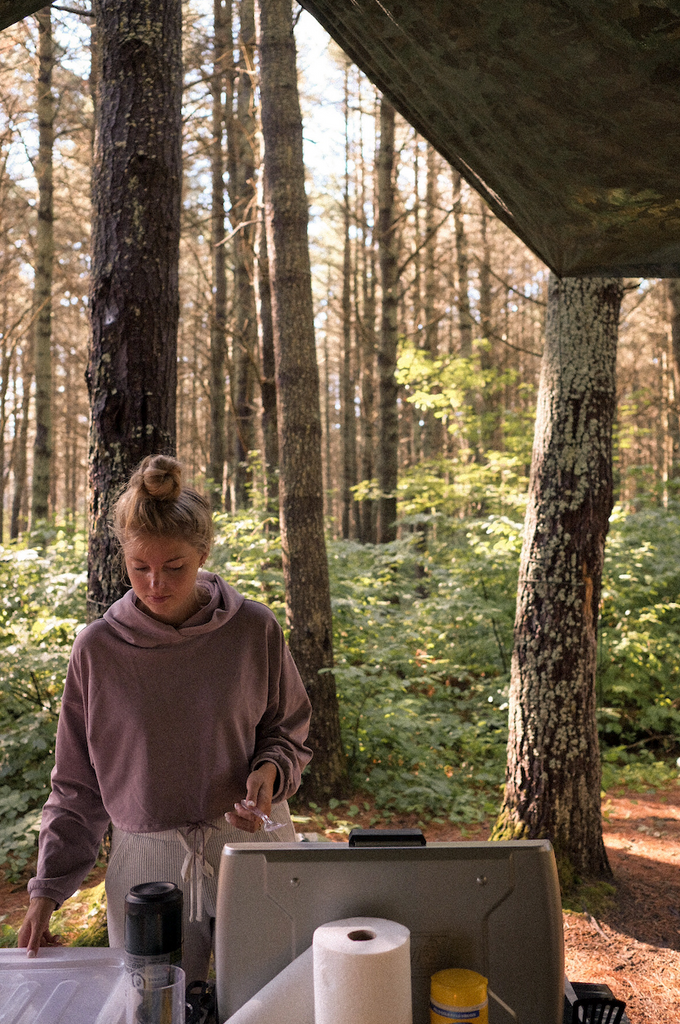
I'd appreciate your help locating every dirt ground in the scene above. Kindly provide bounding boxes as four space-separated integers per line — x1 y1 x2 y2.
2 784 679 1022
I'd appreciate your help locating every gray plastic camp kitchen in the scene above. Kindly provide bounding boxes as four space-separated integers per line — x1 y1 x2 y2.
1 834 629 1023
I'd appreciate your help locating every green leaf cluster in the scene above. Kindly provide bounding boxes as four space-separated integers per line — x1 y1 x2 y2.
0 529 87 879
394 342 535 519
207 512 285 622
597 506 680 760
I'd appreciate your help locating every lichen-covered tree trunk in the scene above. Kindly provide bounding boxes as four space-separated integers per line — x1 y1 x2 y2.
493 274 623 880
257 0 348 801
31 7 55 525
377 96 398 543
87 0 181 621
208 0 228 511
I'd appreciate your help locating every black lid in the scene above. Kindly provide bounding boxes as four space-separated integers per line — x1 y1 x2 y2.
124 882 183 956
348 828 426 847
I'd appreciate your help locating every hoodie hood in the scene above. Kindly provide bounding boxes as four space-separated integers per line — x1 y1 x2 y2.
103 571 245 648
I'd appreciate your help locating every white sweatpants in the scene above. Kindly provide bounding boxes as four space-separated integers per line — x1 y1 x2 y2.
105 801 295 984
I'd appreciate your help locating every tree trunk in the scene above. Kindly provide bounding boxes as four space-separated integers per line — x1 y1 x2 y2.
493 275 623 882
208 0 228 511
0 345 13 544
377 97 398 543
31 6 55 525
257 202 279 520
11 353 32 540
257 0 348 801
668 280 680 480
452 170 473 357
478 200 503 453
359 96 378 543
87 0 182 621
423 141 441 457
341 66 358 538
228 0 258 509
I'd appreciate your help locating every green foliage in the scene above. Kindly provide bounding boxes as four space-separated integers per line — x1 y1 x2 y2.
328 517 523 820
600 748 680 793
598 507 680 758
0 529 87 879
207 512 285 622
2 505 679 884
0 916 18 947
394 342 535 519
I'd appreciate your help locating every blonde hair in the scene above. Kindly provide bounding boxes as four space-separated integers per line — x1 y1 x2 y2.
113 454 213 554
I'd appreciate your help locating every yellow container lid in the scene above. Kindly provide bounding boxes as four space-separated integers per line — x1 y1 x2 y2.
431 969 488 1008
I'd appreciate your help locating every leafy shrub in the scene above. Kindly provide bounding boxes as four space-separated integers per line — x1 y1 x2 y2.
329 518 522 820
598 507 680 757
0 530 87 878
600 746 680 793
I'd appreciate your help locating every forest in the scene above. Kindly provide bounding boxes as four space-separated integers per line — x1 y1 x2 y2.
0 0 680 892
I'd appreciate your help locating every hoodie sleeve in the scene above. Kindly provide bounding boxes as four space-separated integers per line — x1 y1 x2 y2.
27 638 111 907
250 620 313 802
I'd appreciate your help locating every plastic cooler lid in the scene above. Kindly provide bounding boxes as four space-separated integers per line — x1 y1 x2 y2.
0 946 127 1024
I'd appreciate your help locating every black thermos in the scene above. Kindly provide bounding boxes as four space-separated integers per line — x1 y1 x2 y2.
124 882 183 987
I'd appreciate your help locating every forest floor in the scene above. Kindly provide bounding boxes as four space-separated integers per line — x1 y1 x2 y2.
2 784 679 1023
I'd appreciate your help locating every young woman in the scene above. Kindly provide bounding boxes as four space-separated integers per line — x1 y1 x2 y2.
18 455 312 981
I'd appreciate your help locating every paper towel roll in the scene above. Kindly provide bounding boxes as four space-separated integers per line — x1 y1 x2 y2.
313 917 412 1024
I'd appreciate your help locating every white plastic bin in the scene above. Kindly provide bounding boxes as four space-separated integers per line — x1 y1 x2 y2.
0 946 126 1024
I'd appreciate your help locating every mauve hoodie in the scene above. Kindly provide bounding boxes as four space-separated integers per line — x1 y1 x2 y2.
27 572 312 907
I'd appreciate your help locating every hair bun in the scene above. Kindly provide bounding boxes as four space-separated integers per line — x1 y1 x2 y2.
141 455 182 502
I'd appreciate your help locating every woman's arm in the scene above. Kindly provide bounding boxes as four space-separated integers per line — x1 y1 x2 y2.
248 628 313 802
27 641 111 914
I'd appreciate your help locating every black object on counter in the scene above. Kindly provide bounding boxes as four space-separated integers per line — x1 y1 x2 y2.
125 881 183 959
348 828 426 847
186 980 217 1024
564 984 629 1024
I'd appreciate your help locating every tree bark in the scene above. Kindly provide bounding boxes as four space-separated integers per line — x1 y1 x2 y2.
0 343 14 544
228 0 258 508
668 279 680 480
452 170 473 357
478 200 503 453
493 275 623 881
11 349 32 539
341 65 358 539
423 141 441 457
257 201 279 520
208 0 228 511
31 6 55 525
377 97 398 543
87 0 182 620
257 0 348 801
359 95 378 543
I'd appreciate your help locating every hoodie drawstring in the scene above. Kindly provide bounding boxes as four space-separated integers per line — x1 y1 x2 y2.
177 822 215 922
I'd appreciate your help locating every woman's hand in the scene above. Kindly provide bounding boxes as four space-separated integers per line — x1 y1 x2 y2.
18 897 60 958
226 762 279 832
